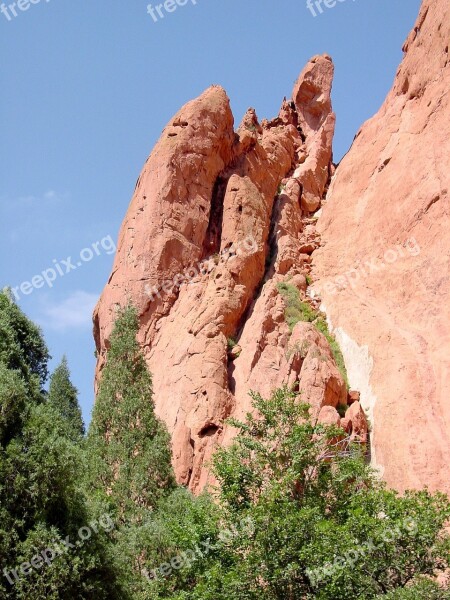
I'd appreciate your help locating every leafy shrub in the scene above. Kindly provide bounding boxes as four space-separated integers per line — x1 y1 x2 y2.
227 338 237 351
144 387 450 599
379 578 450 599
276 282 317 330
276 284 349 388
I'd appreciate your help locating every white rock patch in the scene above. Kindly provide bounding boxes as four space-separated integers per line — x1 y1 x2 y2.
320 303 384 477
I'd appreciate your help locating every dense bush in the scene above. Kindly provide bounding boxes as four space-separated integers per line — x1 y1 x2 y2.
130 387 450 599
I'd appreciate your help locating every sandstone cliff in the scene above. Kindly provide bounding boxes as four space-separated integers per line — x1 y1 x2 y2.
94 0 449 495
94 55 367 492
313 0 450 493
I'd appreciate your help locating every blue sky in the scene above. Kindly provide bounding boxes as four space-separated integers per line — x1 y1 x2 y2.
0 0 421 425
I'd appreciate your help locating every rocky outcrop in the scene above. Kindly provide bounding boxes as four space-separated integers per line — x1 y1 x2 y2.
94 0 449 496
94 54 365 492
93 86 235 357
292 55 336 213
312 0 450 493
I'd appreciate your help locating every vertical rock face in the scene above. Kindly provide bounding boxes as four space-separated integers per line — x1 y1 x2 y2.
313 0 450 493
94 0 449 496
93 86 235 356
94 54 359 492
292 55 336 213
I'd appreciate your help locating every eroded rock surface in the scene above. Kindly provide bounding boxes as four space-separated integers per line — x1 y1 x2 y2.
94 54 359 492
312 0 450 493
94 0 449 496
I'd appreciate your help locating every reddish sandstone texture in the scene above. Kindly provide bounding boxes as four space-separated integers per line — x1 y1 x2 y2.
94 55 355 491
94 0 449 497
313 0 450 493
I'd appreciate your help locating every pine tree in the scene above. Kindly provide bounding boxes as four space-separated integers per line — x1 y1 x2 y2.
0 291 119 599
0 289 49 403
48 355 85 440
88 304 175 524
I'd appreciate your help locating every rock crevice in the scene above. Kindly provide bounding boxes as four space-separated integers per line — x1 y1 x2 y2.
94 0 449 496
93 54 369 492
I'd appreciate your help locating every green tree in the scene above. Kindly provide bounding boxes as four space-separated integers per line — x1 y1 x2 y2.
86 305 177 597
87 304 176 523
0 291 119 599
48 355 85 440
140 387 450 599
0 363 28 447
379 578 450 599
112 487 221 599
0 289 50 394
0 290 49 452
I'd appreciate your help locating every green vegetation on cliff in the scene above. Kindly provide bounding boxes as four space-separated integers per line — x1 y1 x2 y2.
277 282 349 387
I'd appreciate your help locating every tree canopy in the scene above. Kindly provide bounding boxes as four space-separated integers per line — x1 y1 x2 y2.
136 387 450 599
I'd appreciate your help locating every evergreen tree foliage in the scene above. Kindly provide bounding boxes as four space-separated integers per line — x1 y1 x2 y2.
0 289 50 394
48 355 85 440
0 363 28 448
86 304 177 598
87 304 176 524
1 290 449 600
0 291 119 599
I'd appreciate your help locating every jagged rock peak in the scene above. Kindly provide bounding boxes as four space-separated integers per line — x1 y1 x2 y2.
93 54 362 492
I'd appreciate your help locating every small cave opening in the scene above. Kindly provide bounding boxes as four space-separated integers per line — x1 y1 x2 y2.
199 423 220 438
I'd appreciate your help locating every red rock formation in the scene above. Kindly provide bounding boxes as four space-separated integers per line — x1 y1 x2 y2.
292 55 336 213
94 0 449 496
342 402 368 445
313 0 450 493
94 54 357 492
93 85 235 358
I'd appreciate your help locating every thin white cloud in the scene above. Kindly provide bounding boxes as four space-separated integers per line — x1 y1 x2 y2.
26 189 65 205
1 189 67 208
43 190 59 201
1 190 69 242
37 291 98 332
